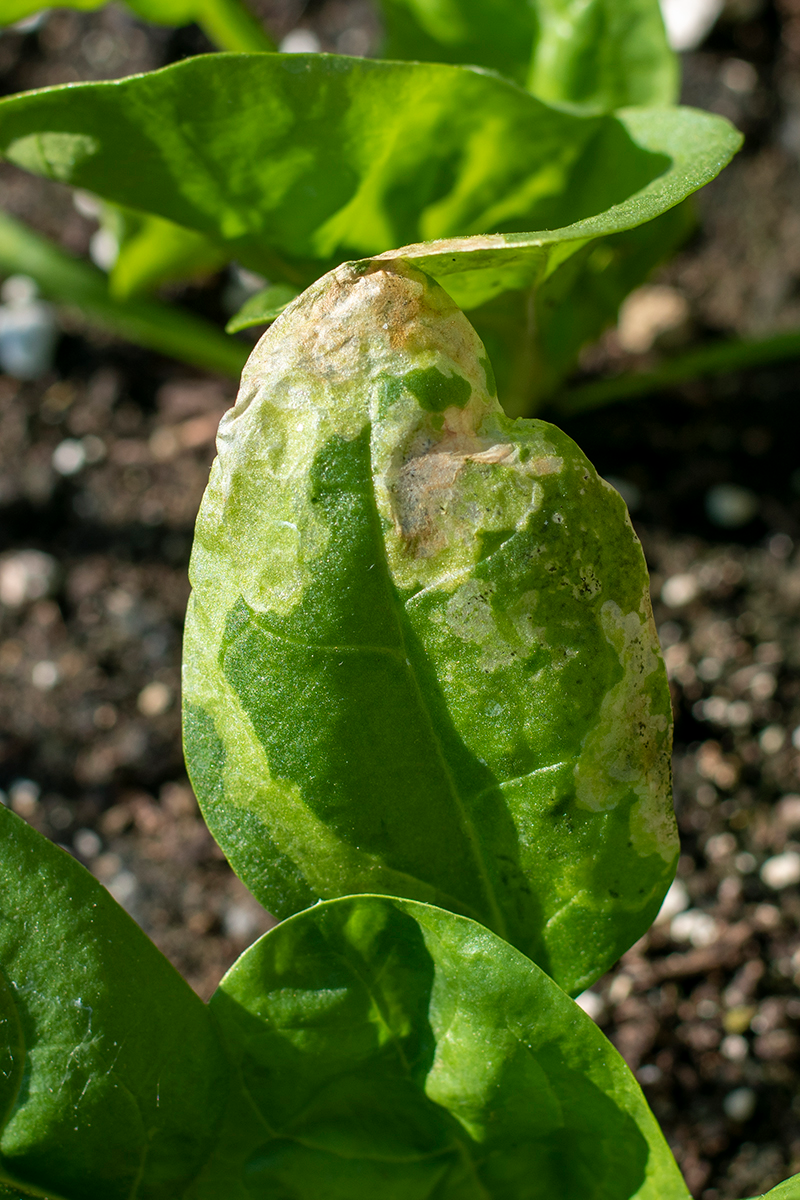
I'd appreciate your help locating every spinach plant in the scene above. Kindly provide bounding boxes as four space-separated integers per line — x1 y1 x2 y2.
0 0 736 413
0 5 790 1197
0 255 796 1200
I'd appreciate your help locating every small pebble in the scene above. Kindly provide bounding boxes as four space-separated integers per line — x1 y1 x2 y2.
137 681 172 717
31 660 59 690
671 909 718 947
721 1034 749 1062
52 439 87 477
279 28 321 52
9 779 40 818
575 990 605 1022
662 573 699 607
73 828 102 859
656 878 689 923
759 725 786 754
760 852 800 890
0 550 57 608
723 1087 757 1122
705 483 759 528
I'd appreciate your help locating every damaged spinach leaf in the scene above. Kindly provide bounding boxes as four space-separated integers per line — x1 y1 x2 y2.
184 259 677 995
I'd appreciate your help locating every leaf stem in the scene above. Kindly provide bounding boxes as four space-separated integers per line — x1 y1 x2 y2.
556 330 800 414
0 209 248 378
197 0 276 52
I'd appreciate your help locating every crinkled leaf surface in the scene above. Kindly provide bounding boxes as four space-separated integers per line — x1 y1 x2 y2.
184 260 677 994
379 0 677 111
0 805 228 1200
191 894 690 1200
0 54 740 315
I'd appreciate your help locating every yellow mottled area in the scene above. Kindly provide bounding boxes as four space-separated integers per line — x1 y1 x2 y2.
573 598 676 863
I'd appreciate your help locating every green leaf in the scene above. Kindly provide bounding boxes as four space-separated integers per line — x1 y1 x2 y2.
378 0 678 112
0 0 275 53
193 895 690 1200
0 209 248 377
0 804 229 1200
183 259 677 995
225 282 300 332
0 55 741 318
110 211 227 299
748 1178 800 1200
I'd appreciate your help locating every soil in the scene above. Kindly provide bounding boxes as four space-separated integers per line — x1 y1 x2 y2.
1 3 800 1198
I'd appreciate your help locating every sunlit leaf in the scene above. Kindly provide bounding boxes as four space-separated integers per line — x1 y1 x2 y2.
192 895 691 1200
0 806 228 1200
379 0 678 112
184 259 678 994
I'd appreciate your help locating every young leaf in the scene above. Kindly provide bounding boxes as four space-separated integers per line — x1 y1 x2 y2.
193 895 691 1200
225 282 300 333
0 805 229 1200
183 258 677 994
0 0 275 53
378 0 678 112
0 210 248 377
109 211 227 299
0 55 741 317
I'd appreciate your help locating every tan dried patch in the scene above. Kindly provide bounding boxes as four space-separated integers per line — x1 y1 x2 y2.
391 403 515 558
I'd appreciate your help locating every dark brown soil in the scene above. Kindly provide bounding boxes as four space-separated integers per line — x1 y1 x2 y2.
1 4 800 1198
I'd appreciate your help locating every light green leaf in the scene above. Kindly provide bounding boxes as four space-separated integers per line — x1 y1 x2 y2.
183 259 677 994
748 1178 800 1200
0 804 228 1200
0 0 275 52
0 209 248 377
110 210 227 299
379 0 678 112
0 54 741 319
193 895 690 1200
225 282 300 332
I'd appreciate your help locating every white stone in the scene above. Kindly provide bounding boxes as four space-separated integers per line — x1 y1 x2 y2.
52 438 87 476
0 549 57 607
723 1086 756 1121
31 660 59 691
661 573 699 608
760 852 800 890
670 908 718 947
659 0 724 51
575 990 605 1022
656 878 689 923
721 1034 749 1062
279 29 321 53
705 484 759 529
137 681 172 717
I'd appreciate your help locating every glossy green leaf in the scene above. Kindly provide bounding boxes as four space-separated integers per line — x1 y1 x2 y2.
0 0 275 53
225 282 300 332
0 209 248 377
466 201 695 413
379 0 677 112
110 211 227 299
749 1179 800 1200
191 895 690 1200
184 259 677 994
0 54 741 319
0 804 229 1200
